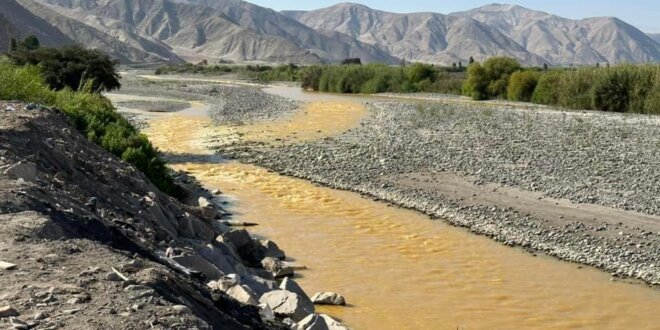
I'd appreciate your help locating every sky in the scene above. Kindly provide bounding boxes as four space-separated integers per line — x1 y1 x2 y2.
248 0 660 33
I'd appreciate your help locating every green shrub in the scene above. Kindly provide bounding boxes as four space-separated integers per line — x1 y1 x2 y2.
507 70 539 102
463 57 521 100
591 68 633 112
531 70 563 105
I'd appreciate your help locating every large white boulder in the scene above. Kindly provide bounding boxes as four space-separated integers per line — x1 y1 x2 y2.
226 285 259 306
259 290 314 322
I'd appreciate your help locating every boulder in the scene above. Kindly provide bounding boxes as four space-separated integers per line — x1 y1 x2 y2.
210 274 240 291
172 255 223 280
196 244 237 275
311 292 346 306
241 275 277 297
198 197 218 220
280 278 313 308
260 240 285 260
3 162 37 182
221 229 252 250
259 290 314 322
261 257 294 278
258 303 275 322
297 314 349 330
226 285 259 306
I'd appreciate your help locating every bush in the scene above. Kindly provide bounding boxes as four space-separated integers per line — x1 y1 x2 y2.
8 45 121 93
592 68 633 112
531 71 563 105
0 59 182 197
463 57 521 100
507 70 539 102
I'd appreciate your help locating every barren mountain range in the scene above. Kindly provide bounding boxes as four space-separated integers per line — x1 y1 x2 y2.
1 0 659 65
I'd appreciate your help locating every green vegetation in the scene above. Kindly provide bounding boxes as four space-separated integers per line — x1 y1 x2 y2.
462 57 521 100
0 59 183 197
300 63 465 94
507 70 539 102
530 65 660 114
8 45 121 93
155 62 302 82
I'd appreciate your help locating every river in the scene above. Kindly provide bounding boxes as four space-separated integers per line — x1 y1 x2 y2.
109 82 660 329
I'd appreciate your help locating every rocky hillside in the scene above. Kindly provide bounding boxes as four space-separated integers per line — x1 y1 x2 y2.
0 0 73 52
0 103 346 329
453 4 660 65
284 3 660 65
649 33 660 44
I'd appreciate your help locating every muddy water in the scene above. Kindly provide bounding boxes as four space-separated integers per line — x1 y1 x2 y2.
140 98 660 329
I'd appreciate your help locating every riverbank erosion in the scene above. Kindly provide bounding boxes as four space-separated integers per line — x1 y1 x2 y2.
215 98 660 286
0 103 344 329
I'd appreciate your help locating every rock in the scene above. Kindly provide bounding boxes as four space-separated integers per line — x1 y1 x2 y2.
221 229 252 250
260 240 285 260
3 162 37 182
241 275 277 297
261 257 294 278
259 290 314 322
311 292 346 306
105 272 122 282
212 274 240 291
0 261 17 270
196 244 237 275
172 255 223 280
220 220 259 227
171 305 192 315
33 312 46 320
120 259 144 273
0 306 19 318
9 317 29 330
297 314 349 330
212 189 222 195
279 278 313 307
198 197 218 220
226 285 259 306
258 303 275 322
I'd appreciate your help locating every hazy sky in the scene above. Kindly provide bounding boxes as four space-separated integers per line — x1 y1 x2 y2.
248 0 660 33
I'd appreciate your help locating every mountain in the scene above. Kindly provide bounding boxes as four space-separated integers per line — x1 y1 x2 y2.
283 3 546 65
649 33 660 44
285 2 660 66
0 0 73 52
452 4 660 65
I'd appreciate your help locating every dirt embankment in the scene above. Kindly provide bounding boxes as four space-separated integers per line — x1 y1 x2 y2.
0 103 303 329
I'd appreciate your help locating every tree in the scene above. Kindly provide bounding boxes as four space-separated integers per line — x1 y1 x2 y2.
469 56 475 64
462 57 521 100
9 38 18 52
22 35 40 50
507 71 539 102
9 45 121 93
543 63 548 71
341 58 362 65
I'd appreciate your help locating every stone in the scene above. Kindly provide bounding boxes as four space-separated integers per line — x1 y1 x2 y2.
212 189 222 195
9 317 29 330
259 290 314 322
226 285 259 306
279 278 313 307
241 275 277 297
196 244 237 275
221 229 252 250
261 257 294 278
260 240 285 260
3 162 37 182
311 292 346 306
0 261 17 270
105 272 122 282
297 314 349 330
33 312 46 320
198 197 218 220
258 303 275 322
0 306 19 318
171 305 192 315
213 274 240 291
172 255 223 280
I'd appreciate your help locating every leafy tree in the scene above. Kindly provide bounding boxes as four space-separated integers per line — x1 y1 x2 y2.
463 57 521 100
22 35 40 50
9 38 18 52
469 56 475 64
9 45 121 93
507 70 539 102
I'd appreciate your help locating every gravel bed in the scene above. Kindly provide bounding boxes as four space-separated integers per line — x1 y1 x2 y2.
214 100 660 285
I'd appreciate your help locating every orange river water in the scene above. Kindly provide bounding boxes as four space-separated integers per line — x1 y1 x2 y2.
123 94 660 330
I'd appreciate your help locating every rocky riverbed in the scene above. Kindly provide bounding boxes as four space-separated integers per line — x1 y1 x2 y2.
213 98 660 286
